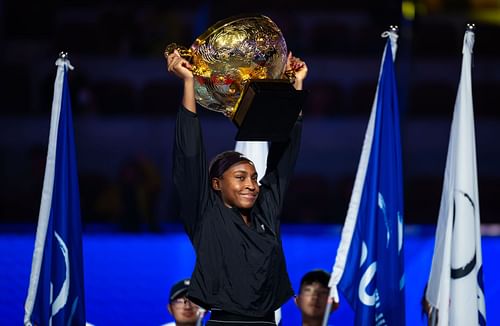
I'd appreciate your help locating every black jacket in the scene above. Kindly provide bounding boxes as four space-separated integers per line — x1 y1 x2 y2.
173 106 302 317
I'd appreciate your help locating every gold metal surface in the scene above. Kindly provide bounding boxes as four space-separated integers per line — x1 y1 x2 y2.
166 15 288 117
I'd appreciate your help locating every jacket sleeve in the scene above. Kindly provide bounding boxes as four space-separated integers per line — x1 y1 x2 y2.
173 106 209 240
258 117 303 233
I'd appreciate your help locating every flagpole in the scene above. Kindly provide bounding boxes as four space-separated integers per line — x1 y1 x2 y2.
466 23 476 32
59 51 69 59
196 307 206 326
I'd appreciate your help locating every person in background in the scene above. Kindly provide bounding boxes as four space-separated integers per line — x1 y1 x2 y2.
163 279 203 326
295 269 339 326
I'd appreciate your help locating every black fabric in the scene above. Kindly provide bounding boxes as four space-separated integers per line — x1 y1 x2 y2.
206 321 276 326
209 310 275 322
173 106 302 317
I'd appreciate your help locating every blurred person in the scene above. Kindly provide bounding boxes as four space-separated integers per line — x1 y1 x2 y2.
163 279 203 326
117 153 162 232
295 269 339 326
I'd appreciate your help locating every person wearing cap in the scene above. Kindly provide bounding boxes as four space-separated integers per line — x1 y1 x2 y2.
163 279 202 326
294 269 339 326
167 50 307 325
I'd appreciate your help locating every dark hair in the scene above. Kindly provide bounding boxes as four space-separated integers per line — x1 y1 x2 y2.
299 269 330 291
208 150 253 180
169 278 190 302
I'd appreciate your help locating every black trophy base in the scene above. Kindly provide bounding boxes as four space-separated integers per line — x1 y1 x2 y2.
232 79 307 142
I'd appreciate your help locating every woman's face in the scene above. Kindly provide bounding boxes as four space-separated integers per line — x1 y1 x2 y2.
212 161 259 210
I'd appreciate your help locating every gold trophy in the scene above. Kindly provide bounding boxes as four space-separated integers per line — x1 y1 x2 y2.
165 14 307 141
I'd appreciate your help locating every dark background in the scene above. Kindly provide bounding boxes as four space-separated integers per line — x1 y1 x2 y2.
1 0 499 230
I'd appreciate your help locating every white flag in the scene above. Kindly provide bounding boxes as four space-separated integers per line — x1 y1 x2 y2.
426 28 487 325
235 141 269 182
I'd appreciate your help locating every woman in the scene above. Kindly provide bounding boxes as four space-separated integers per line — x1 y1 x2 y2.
167 49 307 325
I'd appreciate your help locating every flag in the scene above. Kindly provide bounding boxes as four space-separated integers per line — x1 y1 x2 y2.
325 29 405 326
24 55 86 325
235 141 269 182
425 28 486 326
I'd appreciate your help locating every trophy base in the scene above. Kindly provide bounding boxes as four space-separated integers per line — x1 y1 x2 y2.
232 80 307 142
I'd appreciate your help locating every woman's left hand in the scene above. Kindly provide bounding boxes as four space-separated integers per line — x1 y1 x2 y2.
286 52 308 90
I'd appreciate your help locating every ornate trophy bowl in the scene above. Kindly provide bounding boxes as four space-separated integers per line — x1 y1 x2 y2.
166 14 288 117
166 14 307 141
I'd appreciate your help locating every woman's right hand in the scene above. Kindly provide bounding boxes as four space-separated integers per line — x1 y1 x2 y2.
166 50 197 113
166 50 194 82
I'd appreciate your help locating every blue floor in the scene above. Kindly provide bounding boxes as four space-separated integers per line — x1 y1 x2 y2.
1 225 498 325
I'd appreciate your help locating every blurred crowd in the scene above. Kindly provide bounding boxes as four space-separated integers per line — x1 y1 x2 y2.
1 0 499 229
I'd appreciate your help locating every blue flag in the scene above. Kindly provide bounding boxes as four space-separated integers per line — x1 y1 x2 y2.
24 56 86 325
328 31 405 326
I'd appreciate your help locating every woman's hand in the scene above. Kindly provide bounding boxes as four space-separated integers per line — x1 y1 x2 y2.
166 50 194 82
286 52 308 90
166 50 196 113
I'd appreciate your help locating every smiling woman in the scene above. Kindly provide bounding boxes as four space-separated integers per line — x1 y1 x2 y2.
210 153 260 225
169 47 307 325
